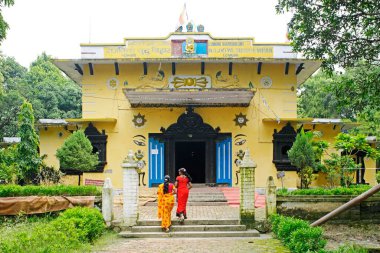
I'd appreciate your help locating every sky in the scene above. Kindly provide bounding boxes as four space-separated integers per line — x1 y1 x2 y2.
0 0 291 68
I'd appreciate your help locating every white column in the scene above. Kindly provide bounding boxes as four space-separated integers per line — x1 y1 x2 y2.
102 177 114 227
122 150 139 227
266 176 277 218
239 149 257 227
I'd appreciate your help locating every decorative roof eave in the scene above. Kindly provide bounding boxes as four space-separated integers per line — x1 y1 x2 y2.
36 119 71 126
262 118 360 125
66 118 117 123
262 117 360 131
123 89 255 107
53 58 320 86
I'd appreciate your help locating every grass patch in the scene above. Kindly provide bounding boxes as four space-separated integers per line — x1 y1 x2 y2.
0 185 101 197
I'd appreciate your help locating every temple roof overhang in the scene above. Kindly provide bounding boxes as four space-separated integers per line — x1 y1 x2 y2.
262 118 360 130
123 88 255 107
54 58 321 86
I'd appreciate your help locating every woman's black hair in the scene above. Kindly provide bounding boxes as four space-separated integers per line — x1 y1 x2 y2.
179 168 192 182
164 175 170 194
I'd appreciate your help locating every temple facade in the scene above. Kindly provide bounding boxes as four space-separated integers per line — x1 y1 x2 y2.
38 28 377 189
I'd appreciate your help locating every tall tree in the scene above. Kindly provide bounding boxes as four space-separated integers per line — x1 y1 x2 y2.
297 72 339 118
298 65 380 136
21 53 82 119
276 0 380 71
0 56 25 138
16 101 41 184
0 0 14 43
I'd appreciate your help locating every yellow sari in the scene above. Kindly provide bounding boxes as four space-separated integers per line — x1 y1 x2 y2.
157 183 175 229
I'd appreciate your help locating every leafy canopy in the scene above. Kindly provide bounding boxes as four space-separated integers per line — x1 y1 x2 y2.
298 65 380 137
0 0 15 44
0 53 82 139
276 0 380 71
56 130 99 173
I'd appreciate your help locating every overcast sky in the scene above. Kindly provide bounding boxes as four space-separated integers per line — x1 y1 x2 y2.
1 0 291 68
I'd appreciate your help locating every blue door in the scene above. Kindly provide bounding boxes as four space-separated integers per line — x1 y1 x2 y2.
216 137 232 185
149 138 165 187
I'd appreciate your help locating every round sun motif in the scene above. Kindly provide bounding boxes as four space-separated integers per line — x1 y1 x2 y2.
132 113 147 127
233 113 248 128
107 78 119 90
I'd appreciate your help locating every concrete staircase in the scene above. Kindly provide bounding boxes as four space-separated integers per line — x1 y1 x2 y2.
119 219 260 238
118 186 260 238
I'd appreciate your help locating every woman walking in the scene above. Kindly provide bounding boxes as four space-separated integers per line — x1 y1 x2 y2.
157 175 176 232
175 168 192 222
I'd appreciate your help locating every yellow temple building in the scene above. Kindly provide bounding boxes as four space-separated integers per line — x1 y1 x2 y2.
38 25 377 189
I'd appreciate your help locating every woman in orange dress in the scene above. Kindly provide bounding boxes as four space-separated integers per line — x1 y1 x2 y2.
175 168 192 222
157 175 176 232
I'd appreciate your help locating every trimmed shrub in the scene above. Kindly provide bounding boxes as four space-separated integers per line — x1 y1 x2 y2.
277 185 373 196
269 214 284 235
289 227 326 253
0 184 101 197
277 217 309 244
57 207 105 242
270 214 327 253
0 207 105 252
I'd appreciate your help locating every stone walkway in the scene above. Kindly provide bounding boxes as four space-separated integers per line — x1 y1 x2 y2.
96 237 290 253
99 187 287 253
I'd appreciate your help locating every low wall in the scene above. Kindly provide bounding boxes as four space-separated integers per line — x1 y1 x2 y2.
277 195 380 223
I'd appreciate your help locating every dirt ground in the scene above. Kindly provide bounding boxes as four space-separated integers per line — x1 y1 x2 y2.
322 223 380 251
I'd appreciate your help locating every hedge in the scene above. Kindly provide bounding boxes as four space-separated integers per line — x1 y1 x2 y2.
0 185 101 197
0 207 105 253
277 185 372 196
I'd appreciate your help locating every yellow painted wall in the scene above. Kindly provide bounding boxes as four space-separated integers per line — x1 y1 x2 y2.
39 61 378 189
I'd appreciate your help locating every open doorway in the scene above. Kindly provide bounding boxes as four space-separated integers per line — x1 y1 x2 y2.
175 142 206 183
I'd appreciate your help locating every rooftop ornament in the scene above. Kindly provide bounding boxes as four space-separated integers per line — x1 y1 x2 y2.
186 22 193 32
197 24 204 32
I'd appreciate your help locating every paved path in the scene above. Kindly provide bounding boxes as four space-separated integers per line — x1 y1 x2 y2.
95 237 290 253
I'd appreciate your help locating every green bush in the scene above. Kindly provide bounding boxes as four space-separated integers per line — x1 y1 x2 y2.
269 214 284 235
376 171 380 184
288 227 326 253
277 217 309 244
0 207 105 252
57 207 105 242
270 214 327 253
0 184 101 197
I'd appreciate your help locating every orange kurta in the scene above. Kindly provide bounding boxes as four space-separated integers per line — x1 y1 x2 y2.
157 183 175 229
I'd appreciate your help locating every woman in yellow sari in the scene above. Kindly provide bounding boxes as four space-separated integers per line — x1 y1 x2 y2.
157 175 176 232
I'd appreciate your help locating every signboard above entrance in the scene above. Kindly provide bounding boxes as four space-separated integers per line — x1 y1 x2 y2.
94 33 277 59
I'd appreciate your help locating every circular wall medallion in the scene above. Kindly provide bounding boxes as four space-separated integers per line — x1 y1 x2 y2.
260 76 272 88
233 113 249 128
107 78 119 90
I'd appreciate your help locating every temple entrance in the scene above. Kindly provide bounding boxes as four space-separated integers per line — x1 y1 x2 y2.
148 107 232 186
175 141 206 183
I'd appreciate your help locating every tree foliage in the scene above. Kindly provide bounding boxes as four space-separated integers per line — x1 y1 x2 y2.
56 130 99 174
16 101 41 184
276 0 380 71
298 65 380 137
0 0 14 44
0 53 81 138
